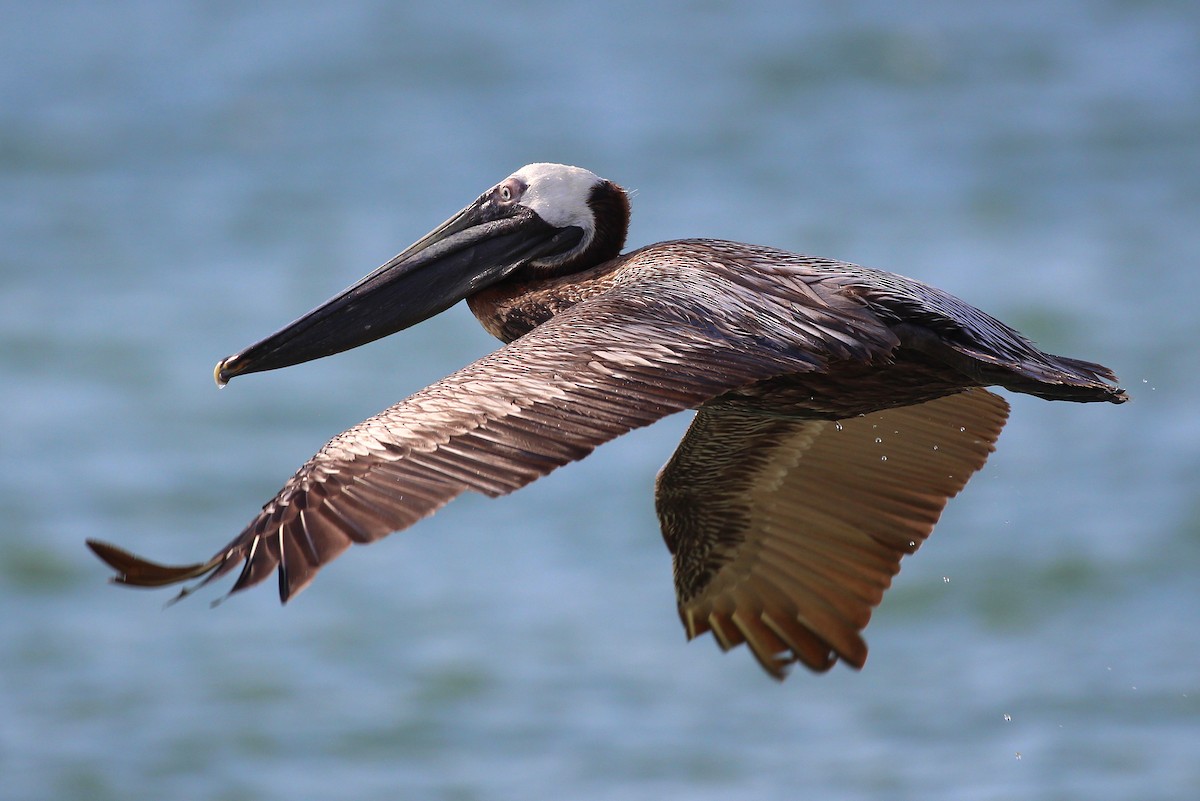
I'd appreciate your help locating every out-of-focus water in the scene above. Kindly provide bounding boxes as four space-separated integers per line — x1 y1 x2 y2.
2 1 1197 799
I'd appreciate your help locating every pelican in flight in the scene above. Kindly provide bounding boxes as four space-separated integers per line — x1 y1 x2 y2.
88 163 1126 678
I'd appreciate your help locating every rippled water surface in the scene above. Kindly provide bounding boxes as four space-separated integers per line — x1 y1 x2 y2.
2 1 1197 799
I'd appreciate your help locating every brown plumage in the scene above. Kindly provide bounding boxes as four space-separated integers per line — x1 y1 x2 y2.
87 163 1126 679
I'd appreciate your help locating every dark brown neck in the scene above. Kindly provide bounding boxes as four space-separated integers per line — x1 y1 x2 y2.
581 179 631 270
466 255 629 343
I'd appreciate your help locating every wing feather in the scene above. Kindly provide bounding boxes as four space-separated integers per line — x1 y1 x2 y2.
656 387 1009 677
89 272 894 601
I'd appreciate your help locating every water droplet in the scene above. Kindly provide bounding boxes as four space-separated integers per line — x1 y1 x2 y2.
880 455 888 461
834 421 843 431
874 437 882 444
908 541 916 548
1003 713 1011 722
959 426 966 432
1015 752 1022 761
942 576 950 583
932 445 939 451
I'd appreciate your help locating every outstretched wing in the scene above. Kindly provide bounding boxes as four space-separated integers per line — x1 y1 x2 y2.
655 387 1010 679
89 267 899 602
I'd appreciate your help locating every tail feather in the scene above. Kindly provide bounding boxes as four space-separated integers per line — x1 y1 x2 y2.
987 351 1128 403
894 322 1128 404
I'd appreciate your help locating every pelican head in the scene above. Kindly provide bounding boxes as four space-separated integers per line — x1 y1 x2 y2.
215 163 629 385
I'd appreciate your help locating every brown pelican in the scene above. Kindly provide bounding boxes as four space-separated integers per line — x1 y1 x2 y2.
87 163 1126 679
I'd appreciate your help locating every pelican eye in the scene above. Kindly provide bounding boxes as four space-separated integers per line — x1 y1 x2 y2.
496 178 525 204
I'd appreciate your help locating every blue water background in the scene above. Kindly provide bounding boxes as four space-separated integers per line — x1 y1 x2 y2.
2 1 1197 799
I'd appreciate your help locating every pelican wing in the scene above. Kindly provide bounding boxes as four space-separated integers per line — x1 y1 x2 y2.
656 387 1010 678
89 268 898 602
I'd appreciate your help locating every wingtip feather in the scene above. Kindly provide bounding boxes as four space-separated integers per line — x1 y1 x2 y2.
86 538 221 588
